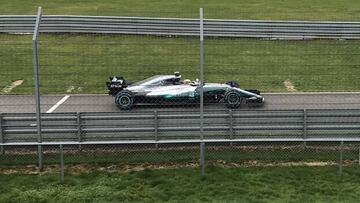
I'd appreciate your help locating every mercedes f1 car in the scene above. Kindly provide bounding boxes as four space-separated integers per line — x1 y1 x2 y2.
106 72 264 110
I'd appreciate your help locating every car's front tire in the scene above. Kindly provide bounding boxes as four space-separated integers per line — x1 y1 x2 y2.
115 90 134 110
224 90 242 109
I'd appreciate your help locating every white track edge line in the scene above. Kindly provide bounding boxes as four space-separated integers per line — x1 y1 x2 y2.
46 95 70 113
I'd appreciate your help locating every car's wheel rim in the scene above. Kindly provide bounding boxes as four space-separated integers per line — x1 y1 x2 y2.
228 94 239 104
119 96 131 106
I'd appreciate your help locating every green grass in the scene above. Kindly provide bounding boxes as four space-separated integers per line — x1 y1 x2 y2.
2 1 360 94
1 166 360 203
1 0 360 21
1 34 360 94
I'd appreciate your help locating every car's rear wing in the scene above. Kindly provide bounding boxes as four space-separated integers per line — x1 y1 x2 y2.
106 76 128 96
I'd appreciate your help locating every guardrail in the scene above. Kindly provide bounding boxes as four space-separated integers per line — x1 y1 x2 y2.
1 109 360 143
2 15 360 39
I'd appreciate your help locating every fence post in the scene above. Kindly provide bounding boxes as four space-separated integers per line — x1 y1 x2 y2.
60 144 64 182
154 110 158 149
200 142 205 176
199 7 205 177
0 113 4 154
32 7 43 171
358 146 360 166
199 7 204 141
229 110 233 146
303 109 307 138
38 145 43 172
77 112 82 142
77 112 82 151
339 140 344 177
303 109 307 147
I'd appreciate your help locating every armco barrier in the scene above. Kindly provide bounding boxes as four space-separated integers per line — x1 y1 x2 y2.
2 15 360 39
1 109 360 143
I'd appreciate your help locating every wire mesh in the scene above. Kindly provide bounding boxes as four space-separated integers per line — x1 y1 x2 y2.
1 1 360 176
1 142 360 175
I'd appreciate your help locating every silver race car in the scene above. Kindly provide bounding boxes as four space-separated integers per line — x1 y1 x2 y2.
106 72 264 110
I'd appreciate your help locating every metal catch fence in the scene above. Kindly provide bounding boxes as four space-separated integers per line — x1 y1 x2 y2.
2 15 360 39
1 109 360 143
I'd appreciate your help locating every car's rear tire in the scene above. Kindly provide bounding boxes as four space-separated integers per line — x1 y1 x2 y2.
224 90 242 109
115 90 134 110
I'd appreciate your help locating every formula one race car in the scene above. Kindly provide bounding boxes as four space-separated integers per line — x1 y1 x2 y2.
106 72 264 110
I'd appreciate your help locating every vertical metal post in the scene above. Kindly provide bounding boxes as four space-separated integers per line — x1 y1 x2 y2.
60 144 64 182
199 8 204 141
199 8 205 176
200 142 205 176
303 109 307 139
303 109 307 148
0 113 4 154
77 112 82 142
33 7 43 171
77 112 82 151
154 110 158 149
339 140 344 177
229 110 233 146
37 145 43 171
358 146 360 166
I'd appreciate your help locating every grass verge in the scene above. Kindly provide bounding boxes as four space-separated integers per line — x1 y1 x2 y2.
1 166 360 203
1 34 360 94
1 0 360 21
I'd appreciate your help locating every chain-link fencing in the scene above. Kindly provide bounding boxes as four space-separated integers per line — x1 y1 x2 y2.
1 2 360 177
1 141 359 179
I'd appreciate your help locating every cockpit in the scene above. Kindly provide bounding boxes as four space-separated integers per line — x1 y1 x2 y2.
130 72 198 87
131 75 177 86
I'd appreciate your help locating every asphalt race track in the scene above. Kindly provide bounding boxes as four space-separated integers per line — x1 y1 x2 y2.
1 93 360 113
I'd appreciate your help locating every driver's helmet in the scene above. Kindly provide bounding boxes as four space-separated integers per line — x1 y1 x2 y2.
111 76 118 82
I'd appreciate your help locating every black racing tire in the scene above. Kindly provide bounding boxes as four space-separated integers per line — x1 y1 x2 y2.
225 80 240 88
115 90 134 110
224 90 242 109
